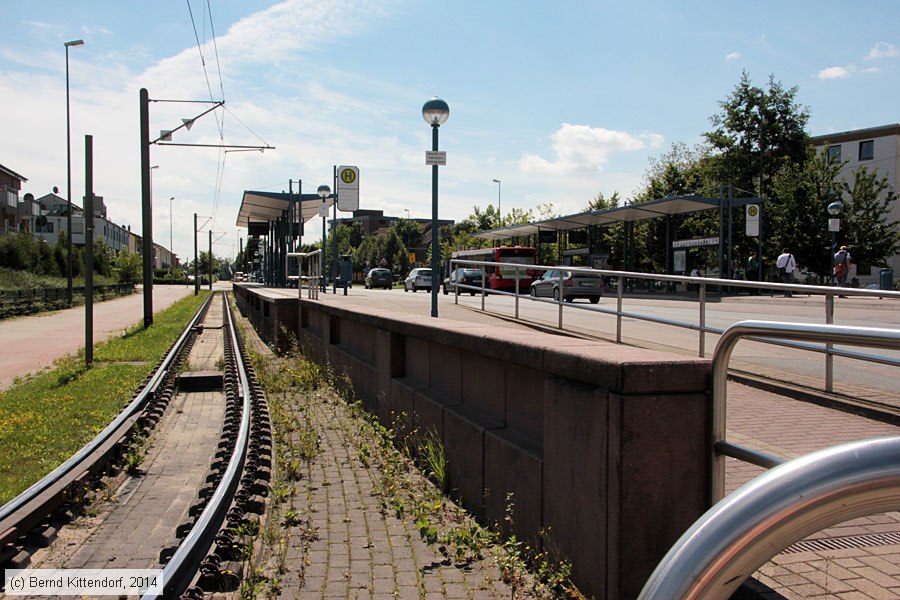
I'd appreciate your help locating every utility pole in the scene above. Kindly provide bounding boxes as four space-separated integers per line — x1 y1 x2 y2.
139 88 153 327
84 134 94 366
194 213 199 295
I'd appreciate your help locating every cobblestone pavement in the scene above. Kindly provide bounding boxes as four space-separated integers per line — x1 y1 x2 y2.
241 319 547 600
728 381 900 599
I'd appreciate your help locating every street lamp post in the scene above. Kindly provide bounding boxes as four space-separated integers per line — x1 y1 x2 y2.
318 185 330 292
422 97 449 318
827 200 842 284
64 38 84 308
169 196 175 278
492 178 501 225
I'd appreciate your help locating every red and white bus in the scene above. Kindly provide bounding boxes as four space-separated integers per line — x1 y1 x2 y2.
449 246 537 293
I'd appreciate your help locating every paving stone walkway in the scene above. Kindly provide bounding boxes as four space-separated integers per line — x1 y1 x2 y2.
241 320 549 600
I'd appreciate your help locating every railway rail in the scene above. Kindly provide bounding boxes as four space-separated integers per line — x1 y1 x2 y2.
0 291 272 599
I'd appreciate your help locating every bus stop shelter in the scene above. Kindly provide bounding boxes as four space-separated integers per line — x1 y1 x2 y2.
236 189 334 286
475 193 768 279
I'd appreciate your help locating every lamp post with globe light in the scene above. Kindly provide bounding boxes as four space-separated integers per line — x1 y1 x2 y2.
422 97 449 318
827 200 842 284
318 185 330 292
493 178 501 225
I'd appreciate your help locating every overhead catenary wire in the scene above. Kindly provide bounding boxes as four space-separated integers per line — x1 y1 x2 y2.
186 0 226 222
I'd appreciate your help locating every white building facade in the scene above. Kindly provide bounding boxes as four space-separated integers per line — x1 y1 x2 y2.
811 123 900 284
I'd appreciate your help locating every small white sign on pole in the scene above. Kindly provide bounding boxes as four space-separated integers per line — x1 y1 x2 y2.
318 201 328 218
425 151 447 166
828 218 840 232
336 166 359 212
745 204 759 237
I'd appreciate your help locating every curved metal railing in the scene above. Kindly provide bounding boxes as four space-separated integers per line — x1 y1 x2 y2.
638 435 900 600
710 320 900 501
637 320 900 599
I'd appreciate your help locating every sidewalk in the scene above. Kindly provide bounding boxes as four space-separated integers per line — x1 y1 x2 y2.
0 284 198 390
239 312 550 600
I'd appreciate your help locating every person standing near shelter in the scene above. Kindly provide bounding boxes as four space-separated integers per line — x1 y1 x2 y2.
746 251 760 294
776 248 797 297
834 245 852 287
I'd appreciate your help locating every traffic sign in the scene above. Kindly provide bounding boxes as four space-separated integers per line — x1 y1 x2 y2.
336 165 359 211
425 151 446 166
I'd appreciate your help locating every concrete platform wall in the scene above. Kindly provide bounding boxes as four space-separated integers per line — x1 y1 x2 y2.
234 286 712 599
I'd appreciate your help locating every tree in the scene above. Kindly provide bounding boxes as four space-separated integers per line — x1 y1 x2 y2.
840 166 900 270
91 239 113 277
114 249 142 284
770 147 845 280
705 71 810 197
197 250 219 279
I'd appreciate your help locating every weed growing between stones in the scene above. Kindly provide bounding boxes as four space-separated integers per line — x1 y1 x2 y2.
237 309 580 599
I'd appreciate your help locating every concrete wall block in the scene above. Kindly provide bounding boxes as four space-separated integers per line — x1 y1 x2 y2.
614 392 711 599
542 377 609 598
505 364 544 442
272 302 299 352
405 337 430 388
442 405 497 521
461 352 505 425
484 429 542 545
413 389 458 445
429 343 461 399
356 358 378 413
342 318 375 363
387 379 419 444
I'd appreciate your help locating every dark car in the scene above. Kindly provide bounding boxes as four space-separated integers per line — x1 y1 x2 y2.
530 267 603 303
365 268 393 290
443 268 484 295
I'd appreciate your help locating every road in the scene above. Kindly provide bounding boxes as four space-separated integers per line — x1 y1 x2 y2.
339 286 900 407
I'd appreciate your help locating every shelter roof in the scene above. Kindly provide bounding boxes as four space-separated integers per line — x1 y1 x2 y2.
475 194 767 241
236 190 334 228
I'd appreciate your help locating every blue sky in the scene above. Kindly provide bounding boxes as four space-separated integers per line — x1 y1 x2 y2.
2 1 898 263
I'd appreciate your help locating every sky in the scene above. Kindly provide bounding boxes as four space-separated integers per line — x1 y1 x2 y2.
2 0 899 264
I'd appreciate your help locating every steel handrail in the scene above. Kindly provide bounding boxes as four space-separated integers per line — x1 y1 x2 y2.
711 320 900 502
447 259 900 391
0 291 215 522
638 435 900 600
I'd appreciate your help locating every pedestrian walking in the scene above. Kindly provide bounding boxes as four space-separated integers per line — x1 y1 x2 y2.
834 245 852 287
776 248 797 297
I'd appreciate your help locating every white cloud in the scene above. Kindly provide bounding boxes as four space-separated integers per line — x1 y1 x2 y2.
866 42 899 59
817 66 852 80
518 124 663 175
725 52 741 61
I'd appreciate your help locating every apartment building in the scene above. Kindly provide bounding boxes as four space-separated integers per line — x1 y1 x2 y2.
811 123 900 281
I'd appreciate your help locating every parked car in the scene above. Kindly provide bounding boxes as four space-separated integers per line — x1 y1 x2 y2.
404 268 433 292
443 268 484 295
530 267 603 303
365 268 393 290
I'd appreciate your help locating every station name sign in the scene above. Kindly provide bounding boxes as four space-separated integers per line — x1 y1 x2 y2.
672 237 720 249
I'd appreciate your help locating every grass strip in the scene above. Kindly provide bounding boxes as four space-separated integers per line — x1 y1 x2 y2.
0 291 210 504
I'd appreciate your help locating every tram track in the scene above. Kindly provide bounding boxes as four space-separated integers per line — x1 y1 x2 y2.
0 291 272 599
